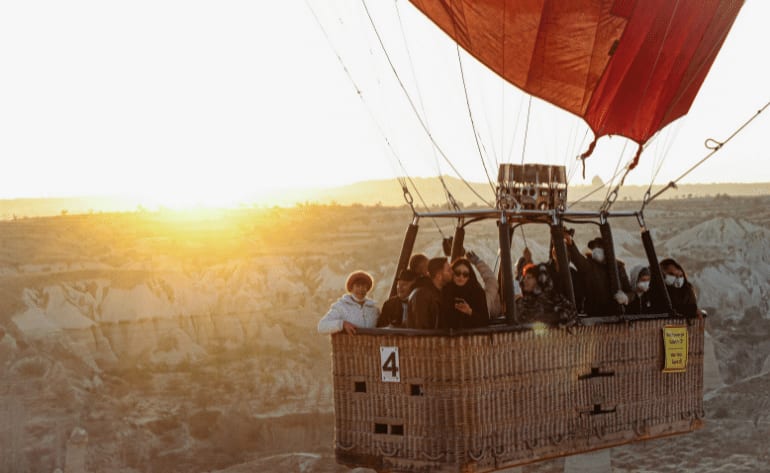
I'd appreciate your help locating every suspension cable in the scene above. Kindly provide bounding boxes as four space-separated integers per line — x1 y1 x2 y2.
641 120 683 206
392 0 455 213
567 128 591 186
456 45 497 195
520 96 533 165
645 99 770 207
504 94 526 164
304 0 444 235
500 0 507 169
360 0 494 207
500 80 505 169
599 140 630 212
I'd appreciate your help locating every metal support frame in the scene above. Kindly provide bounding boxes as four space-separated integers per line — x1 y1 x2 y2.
390 218 419 298
640 228 674 315
498 214 516 324
450 224 465 262
550 224 576 307
599 216 624 314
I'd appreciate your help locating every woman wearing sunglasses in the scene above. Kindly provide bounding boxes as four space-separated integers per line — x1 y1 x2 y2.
440 257 489 329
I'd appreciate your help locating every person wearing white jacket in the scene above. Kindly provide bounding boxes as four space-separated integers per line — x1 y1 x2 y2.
318 270 380 335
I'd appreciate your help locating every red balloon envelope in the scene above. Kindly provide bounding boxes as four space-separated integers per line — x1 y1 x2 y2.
408 0 744 166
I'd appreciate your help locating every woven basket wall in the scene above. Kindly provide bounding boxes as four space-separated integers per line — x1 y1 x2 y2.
332 318 704 473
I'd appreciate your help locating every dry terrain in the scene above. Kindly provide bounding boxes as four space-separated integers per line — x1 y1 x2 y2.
0 195 768 472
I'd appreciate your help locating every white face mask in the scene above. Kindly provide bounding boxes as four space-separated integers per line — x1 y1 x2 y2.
664 274 676 286
637 281 650 292
591 248 605 263
674 276 685 288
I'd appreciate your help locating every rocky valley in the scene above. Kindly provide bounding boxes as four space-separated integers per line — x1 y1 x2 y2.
0 196 768 472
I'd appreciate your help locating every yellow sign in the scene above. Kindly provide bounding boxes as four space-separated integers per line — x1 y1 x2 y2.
662 325 688 373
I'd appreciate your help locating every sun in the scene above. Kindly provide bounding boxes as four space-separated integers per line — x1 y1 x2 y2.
125 172 292 211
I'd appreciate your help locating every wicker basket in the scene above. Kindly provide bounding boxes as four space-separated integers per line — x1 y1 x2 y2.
331 317 704 472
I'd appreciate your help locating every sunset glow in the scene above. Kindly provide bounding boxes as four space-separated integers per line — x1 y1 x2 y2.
1 0 768 212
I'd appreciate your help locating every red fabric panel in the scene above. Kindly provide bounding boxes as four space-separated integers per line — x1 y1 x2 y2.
408 0 743 145
586 0 744 142
409 0 630 116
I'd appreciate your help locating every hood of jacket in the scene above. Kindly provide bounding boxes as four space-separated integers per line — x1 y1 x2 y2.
629 265 649 288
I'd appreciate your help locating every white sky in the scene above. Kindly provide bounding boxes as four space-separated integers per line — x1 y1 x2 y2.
1 1 768 207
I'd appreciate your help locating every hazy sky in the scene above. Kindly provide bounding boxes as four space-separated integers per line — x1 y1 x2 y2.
1 1 768 207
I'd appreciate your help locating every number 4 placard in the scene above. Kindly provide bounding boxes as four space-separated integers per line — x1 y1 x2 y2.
380 346 400 382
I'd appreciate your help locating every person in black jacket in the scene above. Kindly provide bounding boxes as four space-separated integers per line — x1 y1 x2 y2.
545 242 585 313
408 253 432 290
565 233 631 317
407 257 453 329
627 265 654 315
440 257 489 329
660 258 699 318
377 269 418 327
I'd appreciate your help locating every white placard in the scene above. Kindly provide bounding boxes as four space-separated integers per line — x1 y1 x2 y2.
380 346 400 382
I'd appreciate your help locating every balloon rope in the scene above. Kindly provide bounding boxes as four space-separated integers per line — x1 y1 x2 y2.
456 45 498 195
393 0 456 213
304 0 444 235
504 96 526 164
360 0 494 207
646 99 770 206
520 97 532 165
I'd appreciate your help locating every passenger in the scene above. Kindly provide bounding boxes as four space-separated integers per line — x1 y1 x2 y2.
545 241 584 313
660 258 699 318
465 250 502 316
565 233 631 316
441 257 489 329
515 247 533 281
377 269 418 327
407 257 453 329
627 265 654 314
317 271 379 335
515 263 577 326
408 253 432 289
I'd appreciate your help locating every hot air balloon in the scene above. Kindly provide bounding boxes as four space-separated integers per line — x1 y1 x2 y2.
314 1 746 471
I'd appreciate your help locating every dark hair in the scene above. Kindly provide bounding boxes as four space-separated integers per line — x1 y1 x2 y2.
427 257 448 279
451 257 480 285
521 262 554 292
409 253 429 273
397 268 418 282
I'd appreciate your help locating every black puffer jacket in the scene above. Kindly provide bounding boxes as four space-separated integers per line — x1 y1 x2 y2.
568 244 631 316
667 284 698 318
407 283 442 329
378 296 408 327
660 258 698 318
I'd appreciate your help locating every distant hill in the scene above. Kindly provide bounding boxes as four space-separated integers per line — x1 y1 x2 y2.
1 178 769 218
271 177 770 208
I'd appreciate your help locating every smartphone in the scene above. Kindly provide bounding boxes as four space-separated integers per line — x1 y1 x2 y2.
454 297 466 304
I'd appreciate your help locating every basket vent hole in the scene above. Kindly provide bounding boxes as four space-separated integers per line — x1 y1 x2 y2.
354 382 366 393
374 423 388 434
410 384 423 396
390 424 404 436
